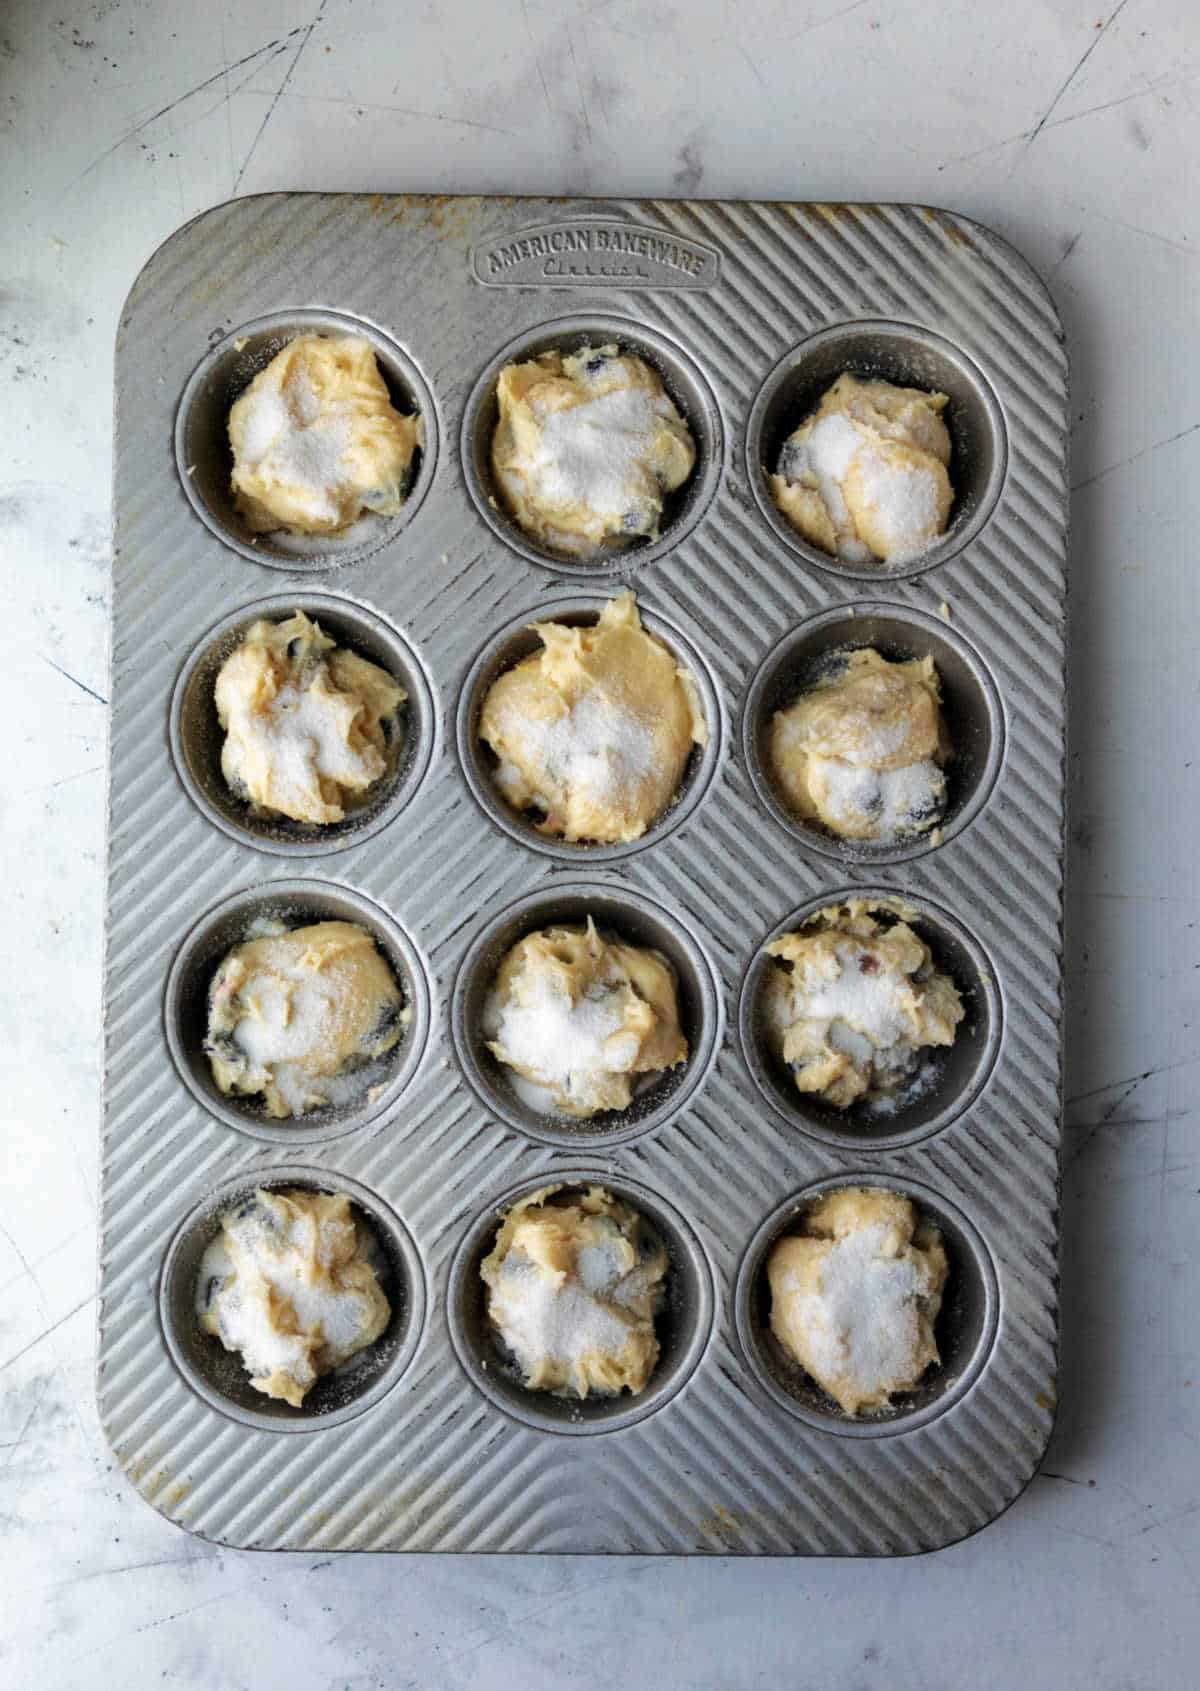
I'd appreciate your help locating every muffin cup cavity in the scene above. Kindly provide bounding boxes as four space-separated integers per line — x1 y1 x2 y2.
450 883 721 1148
169 593 434 857
743 602 1004 865
159 1165 426 1432
734 1174 999 1438
456 595 722 862
447 1170 714 1436
746 319 1008 581
174 309 437 569
460 313 723 574
738 889 1002 1152
164 879 431 1144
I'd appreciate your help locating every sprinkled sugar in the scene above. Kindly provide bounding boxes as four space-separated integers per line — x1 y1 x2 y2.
852 448 944 562
260 681 385 815
814 755 944 838
781 1222 927 1396
497 691 656 813
792 940 910 1048
235 369 351 526
484 974 637 1114
529 387 668 519
196 1202 380 1386
492 1229 652 1376
785 413 870 563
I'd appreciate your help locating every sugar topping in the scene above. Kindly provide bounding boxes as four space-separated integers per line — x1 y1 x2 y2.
791 939 910 1048
233 962 340 1068
481 1190 668 1398
234 372 351 527
772 374 952 565
484 977 634 1114
206 921 405 1118
777 1222 927 1392
196 1189 389 1404
492 1242 639 1376
530 386 669 519
812 754 945 837
259 681 385 815
851 449 945 562
496 690 656 814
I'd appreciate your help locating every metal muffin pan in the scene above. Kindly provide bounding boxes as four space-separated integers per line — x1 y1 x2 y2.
100 194 1067 1556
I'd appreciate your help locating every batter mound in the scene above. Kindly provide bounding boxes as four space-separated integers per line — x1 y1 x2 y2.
482 918 687 1118
767 1186 947 1415
478 590 707 843
205 919 407 1118
197 1187 390 1407
770 374 953 565
764 899 963 1110
228 333 422 536
481 1185 668 1398
215 610 405 826
490 343 696 556
770 647 950 842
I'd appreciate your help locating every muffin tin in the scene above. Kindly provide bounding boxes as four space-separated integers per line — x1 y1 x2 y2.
100 194 1067 1555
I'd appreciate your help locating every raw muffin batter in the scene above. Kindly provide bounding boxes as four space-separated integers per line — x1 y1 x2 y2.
205 919 407 1117
483 918 687 1118
767 1186 947 1415
215 609 405 825
228 333 422 535
770 374 953 565
765 899 963 1109
481 1185 668 1398
491 343 696 557
770 647 950 842
478 590 707 843
197 1187 390 1407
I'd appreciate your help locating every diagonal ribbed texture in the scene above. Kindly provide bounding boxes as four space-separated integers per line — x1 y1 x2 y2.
99 196 1067 1555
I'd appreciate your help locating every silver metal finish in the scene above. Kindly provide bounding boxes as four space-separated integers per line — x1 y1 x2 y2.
101 194 1067 1556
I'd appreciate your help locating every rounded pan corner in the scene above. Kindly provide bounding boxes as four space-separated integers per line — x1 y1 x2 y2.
116 192 316 349
93 1375 228 1546
903 1410 1060 1559
912 202 1069 347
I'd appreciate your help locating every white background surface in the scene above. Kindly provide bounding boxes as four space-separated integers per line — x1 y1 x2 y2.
2 0 1196 1685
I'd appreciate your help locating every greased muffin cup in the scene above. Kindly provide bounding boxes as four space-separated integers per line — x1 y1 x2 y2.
170 593 434 856
447 1169 714 1437
159 1166 426 1433
102 195 1067 1557
175 308 438 569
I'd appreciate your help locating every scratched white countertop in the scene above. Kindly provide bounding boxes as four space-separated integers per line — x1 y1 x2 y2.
2 0 1196 1685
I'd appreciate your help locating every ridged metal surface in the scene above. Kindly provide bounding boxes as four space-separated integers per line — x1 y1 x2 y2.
100 194 1067 1555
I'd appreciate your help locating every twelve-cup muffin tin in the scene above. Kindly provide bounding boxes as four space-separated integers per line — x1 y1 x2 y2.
99 194 1068 1555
